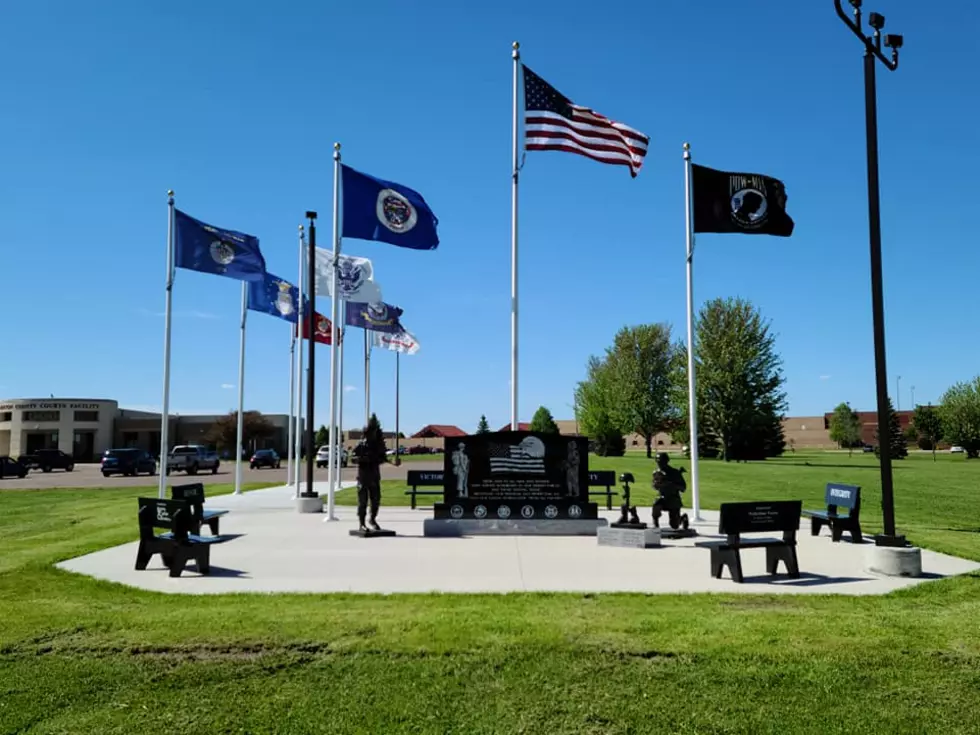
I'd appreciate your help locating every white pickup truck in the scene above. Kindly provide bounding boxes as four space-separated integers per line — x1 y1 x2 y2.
166 445 221 475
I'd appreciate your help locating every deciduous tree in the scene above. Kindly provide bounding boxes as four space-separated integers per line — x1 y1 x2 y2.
205 410 276 453
829 402 862 456
912 404 943 461
938 377 980 458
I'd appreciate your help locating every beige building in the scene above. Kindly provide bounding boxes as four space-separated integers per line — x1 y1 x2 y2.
0 397 293 462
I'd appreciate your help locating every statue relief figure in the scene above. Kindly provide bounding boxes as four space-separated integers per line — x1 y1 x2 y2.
565 440 580 497
452 442 469 498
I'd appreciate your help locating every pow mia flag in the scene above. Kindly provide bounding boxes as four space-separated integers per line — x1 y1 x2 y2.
692 164 794 237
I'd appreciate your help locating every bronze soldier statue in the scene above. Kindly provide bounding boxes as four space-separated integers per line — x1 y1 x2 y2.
354 416 388 533
651 452 689 531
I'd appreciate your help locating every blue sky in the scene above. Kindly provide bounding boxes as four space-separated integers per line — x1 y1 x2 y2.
2 0 978 435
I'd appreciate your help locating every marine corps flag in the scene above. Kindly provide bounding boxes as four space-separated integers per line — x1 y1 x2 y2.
296 311 341 345
692 164 794 237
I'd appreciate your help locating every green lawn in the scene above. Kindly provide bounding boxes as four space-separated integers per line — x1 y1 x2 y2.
1 460 979 733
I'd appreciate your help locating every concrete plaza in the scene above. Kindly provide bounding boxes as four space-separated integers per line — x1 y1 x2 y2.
57 483 980 596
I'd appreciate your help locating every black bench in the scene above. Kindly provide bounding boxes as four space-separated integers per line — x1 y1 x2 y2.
135 497 234 577
171 482 229 535
802 483 863 543
404 470 444 509
695 500 802 583
588 471 618 510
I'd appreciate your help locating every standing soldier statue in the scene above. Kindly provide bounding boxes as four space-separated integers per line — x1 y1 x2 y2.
353 414 389 534
651 452 690 532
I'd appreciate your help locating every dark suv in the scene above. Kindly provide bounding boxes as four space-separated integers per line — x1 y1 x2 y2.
101 448 157 477
250 449 281 469
0 456 28 479
21 449 75 473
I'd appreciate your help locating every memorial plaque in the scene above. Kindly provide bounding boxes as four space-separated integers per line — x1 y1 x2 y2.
433 431 598 521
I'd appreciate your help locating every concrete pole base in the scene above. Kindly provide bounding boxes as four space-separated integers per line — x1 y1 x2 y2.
866 545 922 577
295 495 323 514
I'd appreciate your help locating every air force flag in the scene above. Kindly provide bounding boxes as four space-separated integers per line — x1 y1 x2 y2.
341 164 439 250
247 272 299 323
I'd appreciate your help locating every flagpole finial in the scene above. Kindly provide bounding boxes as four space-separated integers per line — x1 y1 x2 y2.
683 142 690 151
513 41 519 50
334 142 340 151
167 189 174 197
298 223 304 232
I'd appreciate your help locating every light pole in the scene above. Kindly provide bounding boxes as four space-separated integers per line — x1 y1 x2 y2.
897 375 901 411
911 385 915 408
833 0 905 547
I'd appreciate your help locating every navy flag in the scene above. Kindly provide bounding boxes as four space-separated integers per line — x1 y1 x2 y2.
247 272 300 323
341 164 439 250
174 209 267 280
692 165 794 237
345 301 404 333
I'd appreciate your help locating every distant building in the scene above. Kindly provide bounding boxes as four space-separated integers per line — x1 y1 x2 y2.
0 397 292 461
412 424 466 438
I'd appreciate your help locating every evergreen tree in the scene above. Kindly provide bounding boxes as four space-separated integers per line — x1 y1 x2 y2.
476 415 490 434
529 406 560 434
314 424 330 447
874 397 908 459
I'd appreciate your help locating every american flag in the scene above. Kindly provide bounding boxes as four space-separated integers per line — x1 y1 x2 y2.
488 443 546 474
523 65 649 178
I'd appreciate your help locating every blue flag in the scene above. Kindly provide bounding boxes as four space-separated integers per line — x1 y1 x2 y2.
345 301 404 333
247 272 301 324
174 209 267 281
341 164 439 250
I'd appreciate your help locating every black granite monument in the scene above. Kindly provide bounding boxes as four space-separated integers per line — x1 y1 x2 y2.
433 431 598 522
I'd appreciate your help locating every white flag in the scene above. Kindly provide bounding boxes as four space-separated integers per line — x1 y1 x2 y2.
314 248 382 302
373 328 420 355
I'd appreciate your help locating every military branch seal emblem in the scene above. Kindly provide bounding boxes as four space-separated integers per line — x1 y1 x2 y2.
209 239 236 266
691 163 794 237
274 281 294 316
376 188 418 235
729 174 772 231
337 259 365 298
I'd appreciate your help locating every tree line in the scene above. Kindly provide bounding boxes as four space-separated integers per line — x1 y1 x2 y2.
829 376 980 459
574 297 787 461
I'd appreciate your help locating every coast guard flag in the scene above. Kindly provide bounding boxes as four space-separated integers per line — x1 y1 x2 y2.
247 272 300 323
345 301 403 333
314 249 383 303
341 164 439 250
372 328 420 355
174 209 267 281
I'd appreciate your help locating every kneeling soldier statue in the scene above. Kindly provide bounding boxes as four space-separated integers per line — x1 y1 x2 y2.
353 414 388 534
651 452 690 531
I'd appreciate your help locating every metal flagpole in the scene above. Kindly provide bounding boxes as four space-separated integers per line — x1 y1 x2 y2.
510 40 520 430
287 328 295 484
325 142 342 520
158 190 175 499
364 329 372 426
294 225 305 496
234 281 247 496
303 211 318 499
683 142 702 521
395 350 400 463
335 321 345 497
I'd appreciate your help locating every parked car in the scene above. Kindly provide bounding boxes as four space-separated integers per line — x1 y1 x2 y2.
950 446 965 454
18 448 74 473
101 448 157 477
250 449 281 469
166 445 220 475
315 445 348 468
0 456 28 479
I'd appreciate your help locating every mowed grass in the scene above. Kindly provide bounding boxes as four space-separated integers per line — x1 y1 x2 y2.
0 459 979 733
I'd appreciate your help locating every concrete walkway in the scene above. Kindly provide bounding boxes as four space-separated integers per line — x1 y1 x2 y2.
57 483 980 596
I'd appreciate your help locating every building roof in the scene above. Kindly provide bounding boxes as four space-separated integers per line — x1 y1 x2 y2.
412 424 466 438
497 422 532 432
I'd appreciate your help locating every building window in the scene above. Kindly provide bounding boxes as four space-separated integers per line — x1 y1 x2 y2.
23 410 60 422
0 412 10 422
74 411 99 422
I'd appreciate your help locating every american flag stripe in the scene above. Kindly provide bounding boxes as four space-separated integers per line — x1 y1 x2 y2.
523 65 649 178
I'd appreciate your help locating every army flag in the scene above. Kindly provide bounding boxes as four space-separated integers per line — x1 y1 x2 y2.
692 164 794 236
173 209 267 280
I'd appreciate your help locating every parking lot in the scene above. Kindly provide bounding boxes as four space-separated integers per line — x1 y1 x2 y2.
0 458 443 490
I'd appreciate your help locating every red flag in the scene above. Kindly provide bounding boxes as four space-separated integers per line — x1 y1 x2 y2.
296 311 341 345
